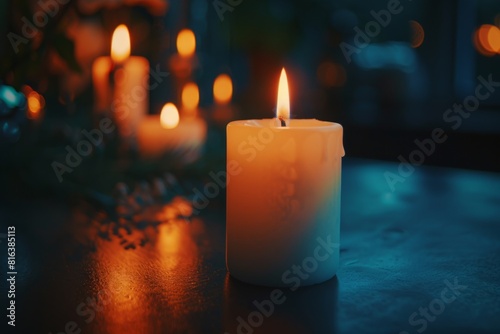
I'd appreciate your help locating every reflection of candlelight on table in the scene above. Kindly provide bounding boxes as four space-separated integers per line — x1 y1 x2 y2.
137 102 207 162
212 73 238 125
92 24 149 141
92 230 151 333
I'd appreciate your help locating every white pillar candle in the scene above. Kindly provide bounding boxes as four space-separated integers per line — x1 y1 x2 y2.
226 69 344 287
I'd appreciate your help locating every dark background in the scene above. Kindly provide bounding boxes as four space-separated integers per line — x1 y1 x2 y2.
1 0 499 174
0 1 500 334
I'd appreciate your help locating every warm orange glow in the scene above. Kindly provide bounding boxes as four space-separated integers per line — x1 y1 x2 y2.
474 24 500 56
28 95 41 114
213 74 233 105
160 103 180 129
317 62 346 87
96 240 149 333
111 24 130 63
409 20 425 48
276 68 290 123
474 28 495 56
177 29 196 57
156 218 202 322
487 25 500 52
22 85 44 120
182 82 199 111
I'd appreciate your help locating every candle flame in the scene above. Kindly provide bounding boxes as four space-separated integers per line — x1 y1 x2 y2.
213 74 232 105
181 82 199 113
111 24 130 63
160 103 180 129
276 68 290 123
177 29 196 57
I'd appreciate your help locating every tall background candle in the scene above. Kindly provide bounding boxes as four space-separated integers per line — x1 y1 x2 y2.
92 25 149 142
226 69 345 287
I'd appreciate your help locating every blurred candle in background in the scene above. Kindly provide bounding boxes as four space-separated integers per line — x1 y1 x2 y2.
177 29 196 58
181 82 200 118
160 102 180 129
169 29 198 106
92 57 112 113
213 74 232 105
212 73 238 125
137 102 207 162
92 24 149 142
169 29 197 80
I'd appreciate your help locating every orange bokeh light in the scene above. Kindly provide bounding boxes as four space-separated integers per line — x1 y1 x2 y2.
474 24 500 56
22 85 44 120
487 26 500 52
177 29 196 57
182 82 199 112
213 74 233 105
160 103 180 129
409 20 425 48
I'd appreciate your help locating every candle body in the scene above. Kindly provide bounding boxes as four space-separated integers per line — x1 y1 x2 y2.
92 56 149 140
113 56 149 140
137 116 207 163
226 119 344 287
92 56 113 112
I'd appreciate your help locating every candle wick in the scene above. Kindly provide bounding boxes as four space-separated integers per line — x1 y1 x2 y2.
279 116 287 127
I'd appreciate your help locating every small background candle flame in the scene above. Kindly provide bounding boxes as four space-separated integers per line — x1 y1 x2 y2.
213 74 232 105
277 68 290 124
177 29 196 57
182 82 199 114
160 103 180 129
111 24 130 63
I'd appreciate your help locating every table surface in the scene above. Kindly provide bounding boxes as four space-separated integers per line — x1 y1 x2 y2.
1 158 500 334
